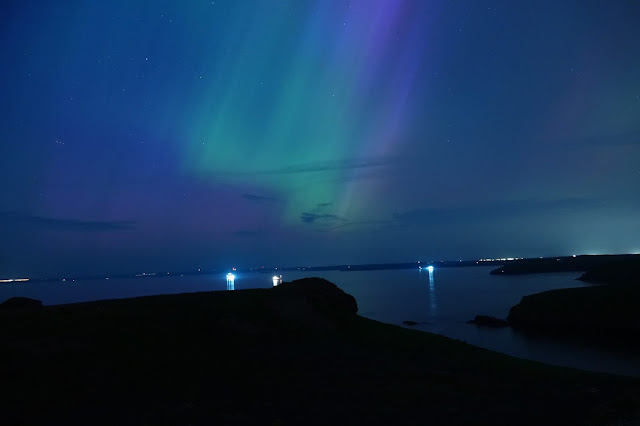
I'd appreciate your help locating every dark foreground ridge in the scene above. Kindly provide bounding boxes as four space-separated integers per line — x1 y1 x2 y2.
1 278 639 425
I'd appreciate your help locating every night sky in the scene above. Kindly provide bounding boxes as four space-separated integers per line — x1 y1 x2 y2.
1 1 639 277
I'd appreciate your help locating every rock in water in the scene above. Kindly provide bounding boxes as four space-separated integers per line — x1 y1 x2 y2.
468 315 509 328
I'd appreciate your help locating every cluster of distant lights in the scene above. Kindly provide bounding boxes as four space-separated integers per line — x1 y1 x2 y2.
0 278 29 283
477 258 522 262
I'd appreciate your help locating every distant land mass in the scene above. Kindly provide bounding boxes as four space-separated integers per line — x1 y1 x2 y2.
7 259 506 282
6 254 640 283
489 254 640 276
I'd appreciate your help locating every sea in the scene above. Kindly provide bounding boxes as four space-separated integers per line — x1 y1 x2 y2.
2 266 639 377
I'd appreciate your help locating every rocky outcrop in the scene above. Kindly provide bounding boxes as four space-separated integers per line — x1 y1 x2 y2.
272 277 358 315
0 297 43 311
265 278 358 330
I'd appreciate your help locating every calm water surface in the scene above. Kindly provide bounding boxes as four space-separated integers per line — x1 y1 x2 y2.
2 266 639 377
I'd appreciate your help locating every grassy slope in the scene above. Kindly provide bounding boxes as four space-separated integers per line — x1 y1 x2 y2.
1 282 639 425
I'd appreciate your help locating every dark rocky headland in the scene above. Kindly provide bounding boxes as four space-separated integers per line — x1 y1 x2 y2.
577 257 640 284
506 256 640 347
1 278 639 425
507 285 640 344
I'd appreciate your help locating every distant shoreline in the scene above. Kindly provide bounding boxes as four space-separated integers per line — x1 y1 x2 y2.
2 259 503 283
5 253 639 284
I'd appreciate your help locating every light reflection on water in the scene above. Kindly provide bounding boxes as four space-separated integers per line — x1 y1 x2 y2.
418 267 438 329
1 266 639 377
427 268 436 323
226 273 235 291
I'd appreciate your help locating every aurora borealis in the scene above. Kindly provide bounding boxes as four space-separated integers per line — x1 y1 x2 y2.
186 1 425 222
1 1 639 277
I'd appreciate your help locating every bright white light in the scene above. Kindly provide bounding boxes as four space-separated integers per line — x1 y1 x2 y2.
226 273 235 280
427 266 434 272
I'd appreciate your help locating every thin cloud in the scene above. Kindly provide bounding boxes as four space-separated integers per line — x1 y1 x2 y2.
241 193 279 203
250 157 392 175
0 212 136 231
322 219 393 231
300 212 342 225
